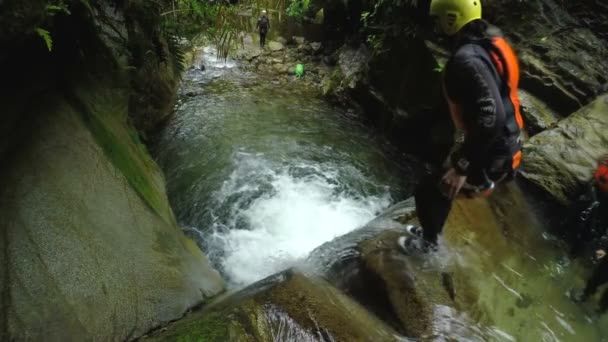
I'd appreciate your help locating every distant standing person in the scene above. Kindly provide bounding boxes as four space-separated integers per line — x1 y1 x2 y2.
257 10 270 48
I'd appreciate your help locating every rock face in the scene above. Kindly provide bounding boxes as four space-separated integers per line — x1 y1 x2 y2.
520 94 608 205
485 0 608 116
143 270 401 341
0 1 225 340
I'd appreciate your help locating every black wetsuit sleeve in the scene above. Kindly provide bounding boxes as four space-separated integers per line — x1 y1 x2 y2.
445 52 505 174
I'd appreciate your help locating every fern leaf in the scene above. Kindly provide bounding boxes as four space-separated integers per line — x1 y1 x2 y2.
46 4 71 15
35 28 53 51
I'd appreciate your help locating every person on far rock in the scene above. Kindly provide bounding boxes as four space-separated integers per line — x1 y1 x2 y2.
399 0 524 252
565 155 608 256
256 10 270 48
572 155 608 314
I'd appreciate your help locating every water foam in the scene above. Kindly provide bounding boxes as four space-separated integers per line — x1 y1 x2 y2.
208 152 390 286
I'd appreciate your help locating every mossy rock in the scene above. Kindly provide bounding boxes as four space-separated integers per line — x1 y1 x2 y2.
520 94 608 205
143 270 401 341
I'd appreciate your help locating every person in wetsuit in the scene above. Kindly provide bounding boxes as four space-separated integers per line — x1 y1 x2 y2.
402 0 524 250
573 155 608 313
256 10 270 48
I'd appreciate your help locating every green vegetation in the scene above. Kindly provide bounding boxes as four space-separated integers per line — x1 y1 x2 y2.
161 0 245 62
34 0 94 51
286 0 310 21
360 0 420 55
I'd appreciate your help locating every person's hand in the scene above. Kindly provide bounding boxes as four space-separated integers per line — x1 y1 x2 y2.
441 168 467 199
596 249 606 260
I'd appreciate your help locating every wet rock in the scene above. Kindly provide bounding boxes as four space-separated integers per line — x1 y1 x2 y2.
483 0 608 115
518 89 559 136
314 8 325 24
143 270 401 341
271 57 283 64
322 54 337 66
268 41 285 51
276 36 288 45
520 94 608 205
322 44 371 97
311 42 323 54
307 199 488 339
293 36 306 45
272 63 289 74
298 43 313 54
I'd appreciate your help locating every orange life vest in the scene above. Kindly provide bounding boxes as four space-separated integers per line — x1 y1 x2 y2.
444 36 524 170
596 164 608 194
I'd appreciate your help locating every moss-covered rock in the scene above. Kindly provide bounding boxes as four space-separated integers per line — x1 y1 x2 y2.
520 94 608 205
0 72 225 341
143 270 401 341
0 1 225 341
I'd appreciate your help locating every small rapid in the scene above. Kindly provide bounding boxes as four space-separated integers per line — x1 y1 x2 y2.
153 47 414 286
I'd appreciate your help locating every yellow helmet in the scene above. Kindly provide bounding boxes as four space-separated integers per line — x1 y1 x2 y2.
429 0 482 36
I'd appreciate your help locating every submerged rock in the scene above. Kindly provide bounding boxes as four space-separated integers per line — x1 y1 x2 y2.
520 94 608 205
143 270 401 341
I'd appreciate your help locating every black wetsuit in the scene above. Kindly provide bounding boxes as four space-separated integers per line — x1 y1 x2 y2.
583 256 608 313
567 184 608 255
572 184 608 312
415 25 522 244
257 15 270 48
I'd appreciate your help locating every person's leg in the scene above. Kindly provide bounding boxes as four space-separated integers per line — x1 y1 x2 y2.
415 173 453 244
599 288 608 314
584 259 608 299
260 32 266 47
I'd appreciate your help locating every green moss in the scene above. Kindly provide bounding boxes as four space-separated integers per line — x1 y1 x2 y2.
148 311 230 342
64 80 174 224
83 110 168 221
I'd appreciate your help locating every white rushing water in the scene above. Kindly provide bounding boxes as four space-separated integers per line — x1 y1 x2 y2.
207 152 391 285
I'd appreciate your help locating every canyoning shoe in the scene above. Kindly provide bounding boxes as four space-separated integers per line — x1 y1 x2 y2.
405 224 423 238
398 235 422 255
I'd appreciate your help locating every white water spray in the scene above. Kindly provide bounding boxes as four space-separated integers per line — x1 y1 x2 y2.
208 152 391 286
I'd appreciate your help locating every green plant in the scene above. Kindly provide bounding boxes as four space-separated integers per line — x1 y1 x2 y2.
161 0 249 63
35 0 84 51
359 0 422 55
35 28 53 51
286 0 309 21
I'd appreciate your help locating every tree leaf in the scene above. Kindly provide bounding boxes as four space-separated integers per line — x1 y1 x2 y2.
35 28 53 51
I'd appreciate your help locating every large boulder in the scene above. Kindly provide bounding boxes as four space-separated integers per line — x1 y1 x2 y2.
143 270 401 341
0 2 225 340
307 199 486 340
520 94 608 205
0 74 225 341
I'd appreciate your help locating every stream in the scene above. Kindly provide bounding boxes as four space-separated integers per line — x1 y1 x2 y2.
152 47 608 341
153 47 415 286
